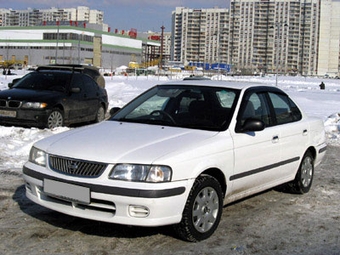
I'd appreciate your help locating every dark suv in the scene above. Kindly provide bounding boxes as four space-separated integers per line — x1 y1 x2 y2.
0 66 108 129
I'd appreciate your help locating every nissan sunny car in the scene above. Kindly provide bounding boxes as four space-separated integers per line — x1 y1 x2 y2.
0 65 108 129
23 80 326 241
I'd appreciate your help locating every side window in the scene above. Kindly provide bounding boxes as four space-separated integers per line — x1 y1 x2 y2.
82 75 98 98
268 92 302 125
239 92 271 127
70 73 84 89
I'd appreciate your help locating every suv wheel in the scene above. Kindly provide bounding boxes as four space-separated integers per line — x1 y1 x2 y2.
95 106 105 123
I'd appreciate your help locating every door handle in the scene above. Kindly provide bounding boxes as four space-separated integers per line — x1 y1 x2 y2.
272 135 279 143
303 129 308 136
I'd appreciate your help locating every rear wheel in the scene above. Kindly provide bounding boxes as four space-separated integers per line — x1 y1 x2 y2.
95 105 106 123
287 151 314 194
174 175 223 242
47 109 64 129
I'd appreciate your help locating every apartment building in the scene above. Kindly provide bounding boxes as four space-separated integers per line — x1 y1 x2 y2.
0 6 106 30
171 7 229 68
171 1 339 76
230 0 321 75
318 0 340 76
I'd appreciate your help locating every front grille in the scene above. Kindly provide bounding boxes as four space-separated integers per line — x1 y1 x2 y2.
49 155 107 177
0 99 6 107
0 99 22 108
8 100 21 108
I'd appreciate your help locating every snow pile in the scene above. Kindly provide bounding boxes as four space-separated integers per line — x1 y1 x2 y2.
324 113 340 144
0 71 339 172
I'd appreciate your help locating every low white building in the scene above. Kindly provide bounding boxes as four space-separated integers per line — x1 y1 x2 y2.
0 24 159 70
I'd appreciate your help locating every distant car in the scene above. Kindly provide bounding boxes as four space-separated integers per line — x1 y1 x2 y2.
0 67 108 129
23 80 326 242
183 76 210 80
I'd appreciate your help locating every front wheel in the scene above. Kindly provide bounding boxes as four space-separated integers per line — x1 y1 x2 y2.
47 109 64 129
174 175 223 242
287 151 314 194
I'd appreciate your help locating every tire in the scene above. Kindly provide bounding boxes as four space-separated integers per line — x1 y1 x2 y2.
174 175 223 242
95 105 105 123
47 109 64 129
287 151 314 194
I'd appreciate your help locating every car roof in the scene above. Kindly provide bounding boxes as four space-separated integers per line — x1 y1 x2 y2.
36 64 99 72
36 64 105 88
158 79 272 91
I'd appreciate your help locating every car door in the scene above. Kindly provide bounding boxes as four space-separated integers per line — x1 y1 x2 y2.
67 73 89 121
230 90 282 197
80 75 101 121
267 91 307 179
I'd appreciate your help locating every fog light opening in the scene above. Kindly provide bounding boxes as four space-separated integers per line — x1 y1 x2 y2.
128 205 150 218
25 182 32 192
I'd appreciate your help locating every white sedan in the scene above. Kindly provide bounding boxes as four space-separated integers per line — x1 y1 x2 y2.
23 80 327 242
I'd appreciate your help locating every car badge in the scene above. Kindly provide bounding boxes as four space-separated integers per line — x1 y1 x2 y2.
67 161 79 173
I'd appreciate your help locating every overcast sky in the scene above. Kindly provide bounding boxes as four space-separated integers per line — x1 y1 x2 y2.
0 0 230 32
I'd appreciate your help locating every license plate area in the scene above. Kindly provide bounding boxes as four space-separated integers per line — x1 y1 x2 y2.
44 179 90 204
0 109 16 118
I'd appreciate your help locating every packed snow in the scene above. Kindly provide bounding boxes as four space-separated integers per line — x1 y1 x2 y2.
1 70 339 173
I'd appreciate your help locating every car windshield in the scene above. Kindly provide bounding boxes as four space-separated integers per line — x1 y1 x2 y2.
13 71 71 92
111 85 239 131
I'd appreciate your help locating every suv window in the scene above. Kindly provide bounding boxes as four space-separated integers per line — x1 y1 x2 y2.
13 71 70 92
268 92 302 124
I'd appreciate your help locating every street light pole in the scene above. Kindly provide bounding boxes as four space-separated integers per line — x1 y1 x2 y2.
272 22 288 86
55 19 60 64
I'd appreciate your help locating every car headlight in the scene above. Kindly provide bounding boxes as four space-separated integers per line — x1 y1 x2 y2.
109 164 172 182
22 102 48 109
29 147 47 166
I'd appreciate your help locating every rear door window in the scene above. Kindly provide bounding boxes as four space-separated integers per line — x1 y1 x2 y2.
268 92 302 125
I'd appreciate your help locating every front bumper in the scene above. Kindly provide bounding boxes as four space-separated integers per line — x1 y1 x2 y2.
23 164 192 227
0 108 51 128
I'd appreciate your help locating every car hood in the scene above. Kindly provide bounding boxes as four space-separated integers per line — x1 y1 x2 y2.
35 121 220 164
0 88 64 101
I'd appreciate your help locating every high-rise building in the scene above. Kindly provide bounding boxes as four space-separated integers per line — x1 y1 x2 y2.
318 0 340 76
171 7 229 68
230 0 321 76
171 1 340 77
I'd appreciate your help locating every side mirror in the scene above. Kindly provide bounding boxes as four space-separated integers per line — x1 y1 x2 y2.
236 118 265 133
110 107 121 117
8 78 21 88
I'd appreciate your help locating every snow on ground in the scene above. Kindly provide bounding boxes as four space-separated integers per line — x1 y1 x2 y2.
0 70 340 173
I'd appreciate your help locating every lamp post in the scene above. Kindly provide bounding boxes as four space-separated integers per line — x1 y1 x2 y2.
55 19 60 64
271 22 288 86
